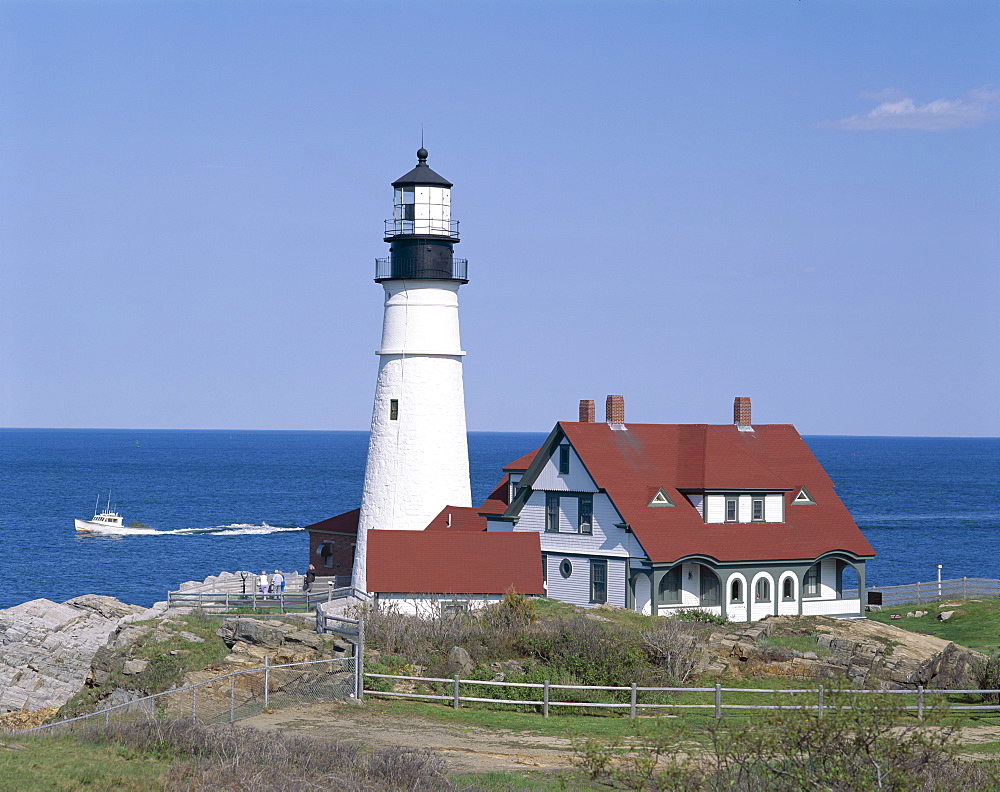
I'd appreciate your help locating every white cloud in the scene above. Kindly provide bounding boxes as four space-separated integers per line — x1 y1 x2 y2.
820 86 1000 131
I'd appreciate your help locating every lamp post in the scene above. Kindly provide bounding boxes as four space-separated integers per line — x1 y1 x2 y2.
935 564 943 600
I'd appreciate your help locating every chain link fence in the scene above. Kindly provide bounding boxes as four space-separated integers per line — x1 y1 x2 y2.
18 657 356 736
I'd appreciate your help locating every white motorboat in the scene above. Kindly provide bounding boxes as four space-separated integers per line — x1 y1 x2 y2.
75 493 125 533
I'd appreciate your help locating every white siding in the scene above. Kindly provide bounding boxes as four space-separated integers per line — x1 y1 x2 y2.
765 493 783 522
375 593 501 617
819 559 838 599
633 572 652 615
802 598 861 617
750 572 776 621
738 495 752 522
680 562 700 606
777 572 798 616
608 559 627 608
726 573 749 622
705 495 725 523
533 445 598 492
686 494 704 518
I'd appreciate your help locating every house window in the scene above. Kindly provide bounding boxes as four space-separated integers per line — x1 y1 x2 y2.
659 567 682 604
730 579 743 603
578 494 593 535
389 399 399 420
782 577 795 601
700 569 720 607
442 600 469 616
559 558 573 578
545 493 560 533
590 560 607 604
752 497 765 521
804 563 820 596
558 445 570 475
725 497 738 522
755 577 771 602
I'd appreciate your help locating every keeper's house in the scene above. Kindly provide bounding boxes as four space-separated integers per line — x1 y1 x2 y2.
306 395 873 622
486 396 874 621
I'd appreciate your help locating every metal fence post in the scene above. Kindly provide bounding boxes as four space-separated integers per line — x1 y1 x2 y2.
356 616 365 701
818 684 824 718
192 687 197 722
715 683 722 719
453 675 461 709
105 709 109 727
918 685 924 720
916 581 921 605
230 676 235 723
264 656 270 711
630 682 637 720
543 680 550 718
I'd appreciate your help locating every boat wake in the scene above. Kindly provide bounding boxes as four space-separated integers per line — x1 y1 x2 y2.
75 522 303 538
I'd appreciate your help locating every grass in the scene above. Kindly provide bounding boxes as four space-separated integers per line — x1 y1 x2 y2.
867 598 1000 653
61 611 231 717
453 770 600 790
0 735 170 791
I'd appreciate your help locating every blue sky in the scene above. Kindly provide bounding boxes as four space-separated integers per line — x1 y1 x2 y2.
1 1 997 436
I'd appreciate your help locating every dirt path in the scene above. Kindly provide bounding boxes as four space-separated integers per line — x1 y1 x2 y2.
241 702 577 775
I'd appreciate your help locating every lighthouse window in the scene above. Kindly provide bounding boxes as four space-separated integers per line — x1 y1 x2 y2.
389 399 399 420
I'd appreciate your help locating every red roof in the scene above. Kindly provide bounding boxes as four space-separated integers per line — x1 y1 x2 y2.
303 508 359 535
424 506 489 532
519 422 874 565
366 530 544 595
503 448 539 471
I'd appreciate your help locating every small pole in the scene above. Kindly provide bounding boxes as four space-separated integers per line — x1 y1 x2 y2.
818 684 824 718
715 683 722 719
936 565 943 600
630 682 637 720
105 709 109 727
543 680 550 718
453 674 461 709
192 687 197 722
916 581 921 605
230 676 235 723
356 616 365 701
264 656 270 710
918 685 924 720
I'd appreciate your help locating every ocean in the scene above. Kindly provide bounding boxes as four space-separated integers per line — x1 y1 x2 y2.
0 430 997 609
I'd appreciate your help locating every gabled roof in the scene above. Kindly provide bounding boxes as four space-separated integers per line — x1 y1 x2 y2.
503 448 540 472
506 422 874 565
366 531 543 595
302 509 359 535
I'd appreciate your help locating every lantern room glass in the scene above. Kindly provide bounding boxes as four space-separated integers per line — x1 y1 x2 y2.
393 185 451 235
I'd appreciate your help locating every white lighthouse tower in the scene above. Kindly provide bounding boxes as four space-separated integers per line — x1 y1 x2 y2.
352 148 472 592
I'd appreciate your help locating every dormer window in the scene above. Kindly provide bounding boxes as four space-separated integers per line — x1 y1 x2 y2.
558 445 570 475
793 487 817 505
725 497 738 522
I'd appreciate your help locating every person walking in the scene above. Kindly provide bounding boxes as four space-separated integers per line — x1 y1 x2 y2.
273 569 285 594
259 570 269 596
303 564 316 593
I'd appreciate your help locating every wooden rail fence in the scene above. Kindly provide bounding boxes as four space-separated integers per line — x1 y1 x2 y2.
363 673 1000 719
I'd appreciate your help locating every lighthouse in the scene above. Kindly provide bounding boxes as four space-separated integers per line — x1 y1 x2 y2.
352 148 472 592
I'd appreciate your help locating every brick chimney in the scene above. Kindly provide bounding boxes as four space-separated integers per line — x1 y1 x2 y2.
606 395 625 425
579 399 595 423
734 396 752 427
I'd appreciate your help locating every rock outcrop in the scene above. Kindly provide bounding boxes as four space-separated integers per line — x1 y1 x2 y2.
215 616 351 665
702 615 985 689
0 595 145 714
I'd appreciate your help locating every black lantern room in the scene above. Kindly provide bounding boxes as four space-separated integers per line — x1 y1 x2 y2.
375 148 468 282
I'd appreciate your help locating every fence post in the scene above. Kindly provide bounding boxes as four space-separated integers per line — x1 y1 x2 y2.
543 680 550 717
715 683 722 719
105 709 109 727
453 675 461 710
192 687 197 722
264 656 270 711
818 684 824 718
918 685 924 720
356 616 365 701
916 581 921 605
630 682 637 720
226 591 230 610
230 676 235 723
964 577 967 598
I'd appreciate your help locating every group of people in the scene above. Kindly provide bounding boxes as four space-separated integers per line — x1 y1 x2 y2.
256 565 317 595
